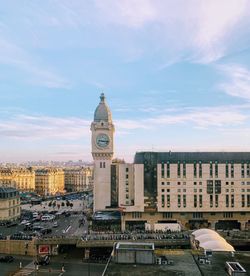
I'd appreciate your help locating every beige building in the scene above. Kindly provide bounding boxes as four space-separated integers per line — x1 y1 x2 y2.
35 168 64 196
91 94 250 231
0 167 35 192
64 167 93 192
118 152 250 231
0 187 21 221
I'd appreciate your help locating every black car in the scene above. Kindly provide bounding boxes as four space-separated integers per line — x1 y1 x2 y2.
38 255 50 265
41 228 52 235
7 222 18 228
0 256 14 263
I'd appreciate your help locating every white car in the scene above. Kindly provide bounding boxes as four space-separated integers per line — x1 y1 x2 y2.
20 220 28 225
41 214 55 221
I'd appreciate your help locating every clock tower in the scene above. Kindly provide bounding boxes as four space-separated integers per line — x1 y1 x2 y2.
91 93 115 211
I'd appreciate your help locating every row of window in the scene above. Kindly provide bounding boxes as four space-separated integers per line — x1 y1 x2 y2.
132 212 242 219
161 188 250 194
161 163 250 178
160 194 250 208
8 207 20 216
162 180 250 186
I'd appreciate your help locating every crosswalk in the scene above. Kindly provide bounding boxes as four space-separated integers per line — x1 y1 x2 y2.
13 268 34 276
12 263 65 276
12 262 35 276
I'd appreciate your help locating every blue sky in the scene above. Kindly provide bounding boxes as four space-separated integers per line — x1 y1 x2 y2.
1 0 250 162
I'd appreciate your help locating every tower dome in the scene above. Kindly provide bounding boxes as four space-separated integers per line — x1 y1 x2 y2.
94 93 112 122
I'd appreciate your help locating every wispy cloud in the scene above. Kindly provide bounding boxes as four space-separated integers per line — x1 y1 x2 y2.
13 0 250 64
93 0 250 64
0 114 90 140
0 35 70 88
1 104 248 142
146 106 247 128
218 64 250 100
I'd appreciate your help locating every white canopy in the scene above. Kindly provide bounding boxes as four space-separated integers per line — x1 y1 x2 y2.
192 228 235 252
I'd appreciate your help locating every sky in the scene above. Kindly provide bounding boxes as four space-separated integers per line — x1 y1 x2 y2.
1 0 250 163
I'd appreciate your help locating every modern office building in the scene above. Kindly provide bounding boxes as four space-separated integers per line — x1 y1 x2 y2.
0 187 21 221
64 167 93 192
35 168 64 196
0 167 35 192
91 94 250 231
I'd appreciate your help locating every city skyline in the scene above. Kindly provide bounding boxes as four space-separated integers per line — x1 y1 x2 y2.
1 1 250 162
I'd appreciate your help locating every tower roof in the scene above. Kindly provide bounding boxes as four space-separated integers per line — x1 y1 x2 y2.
94 93 112 122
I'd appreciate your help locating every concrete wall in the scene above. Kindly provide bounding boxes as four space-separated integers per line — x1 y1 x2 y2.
0 238 37 256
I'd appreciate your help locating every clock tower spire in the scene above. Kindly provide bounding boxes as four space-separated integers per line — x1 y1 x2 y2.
91 93 115 211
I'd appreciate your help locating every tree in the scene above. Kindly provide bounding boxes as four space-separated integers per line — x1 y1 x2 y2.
70 203 73 208
61 202 65 207
48 201 52 207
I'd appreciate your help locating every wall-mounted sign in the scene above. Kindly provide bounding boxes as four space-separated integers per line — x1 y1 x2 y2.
38 245 50 255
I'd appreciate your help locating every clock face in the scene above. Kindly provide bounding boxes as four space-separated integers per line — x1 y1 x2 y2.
96 134 110 148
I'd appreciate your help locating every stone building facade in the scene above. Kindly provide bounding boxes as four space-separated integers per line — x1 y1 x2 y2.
0 167 35 192
35 168 64 196
0 187 21 221
64 167 93 192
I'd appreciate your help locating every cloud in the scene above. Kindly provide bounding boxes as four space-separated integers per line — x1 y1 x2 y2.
93 0 250 63
1 104 247 142
193 0 248 63
0 36 70 88
0 114 90 140
146 106 247 128
10 0 249 64
95 0 156 28
218 64 250 100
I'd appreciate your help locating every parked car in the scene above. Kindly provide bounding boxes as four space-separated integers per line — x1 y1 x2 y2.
41 228 52 235
0 256 14 263
20 219 29 225
7 222 18 228
41 215 54 221
38 255 50 265
0 234 6 240
31 231 42 237
33 226 44 232
52 222 58 228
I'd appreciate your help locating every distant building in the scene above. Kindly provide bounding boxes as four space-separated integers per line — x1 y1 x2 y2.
64 167 93 192
0 187 21 221
0 167 35 192
91 94 250 232
35 168 64 196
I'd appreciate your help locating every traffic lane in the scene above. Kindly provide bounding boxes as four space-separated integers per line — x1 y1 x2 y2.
0 255 32 276
0 224 24 237
53 214 87 236
29 262 105 276
0 214 87 238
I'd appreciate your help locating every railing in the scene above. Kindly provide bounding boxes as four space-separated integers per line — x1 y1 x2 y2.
35 236 190 248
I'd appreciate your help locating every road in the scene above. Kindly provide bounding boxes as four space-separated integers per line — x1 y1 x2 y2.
7 257 105 276
0 213 88 238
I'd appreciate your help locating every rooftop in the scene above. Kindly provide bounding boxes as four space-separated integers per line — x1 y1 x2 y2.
104 250 250 276
134 151 250 164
